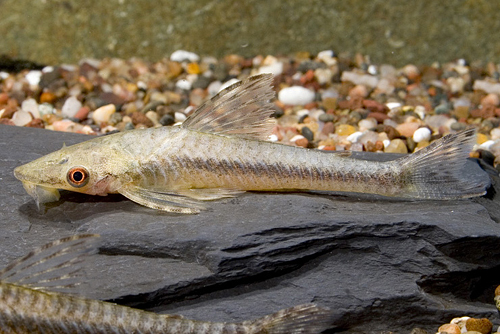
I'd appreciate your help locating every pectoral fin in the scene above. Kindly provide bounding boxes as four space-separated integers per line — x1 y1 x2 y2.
176 188 245 200
118 185 207 214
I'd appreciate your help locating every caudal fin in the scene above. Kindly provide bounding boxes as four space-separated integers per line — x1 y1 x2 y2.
397 129 490 200
245 303 332 334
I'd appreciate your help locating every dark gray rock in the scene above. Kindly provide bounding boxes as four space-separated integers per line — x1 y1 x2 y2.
1 124 500 333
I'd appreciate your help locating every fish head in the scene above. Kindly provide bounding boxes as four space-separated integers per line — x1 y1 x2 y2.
14 140 127 207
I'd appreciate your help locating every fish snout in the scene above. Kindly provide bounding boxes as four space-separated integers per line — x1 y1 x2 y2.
13 165 27 181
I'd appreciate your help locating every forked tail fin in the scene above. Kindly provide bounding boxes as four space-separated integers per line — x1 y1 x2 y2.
246 303 332 334
397 129 490 200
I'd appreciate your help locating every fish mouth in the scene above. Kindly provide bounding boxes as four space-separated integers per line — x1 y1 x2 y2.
20 181 61 209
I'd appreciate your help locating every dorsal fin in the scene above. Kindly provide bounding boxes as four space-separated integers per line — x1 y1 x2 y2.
182 73 276 140
0 234 100 293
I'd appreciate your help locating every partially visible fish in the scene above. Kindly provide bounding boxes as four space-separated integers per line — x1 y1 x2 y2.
0 234 332 333
14 74 489 213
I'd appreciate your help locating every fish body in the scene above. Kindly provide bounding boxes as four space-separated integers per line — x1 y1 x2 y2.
14 74 489 213
0 235 331 333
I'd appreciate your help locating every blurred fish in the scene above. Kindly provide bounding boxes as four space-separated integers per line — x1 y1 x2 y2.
14 74 489 213
0 234 332 333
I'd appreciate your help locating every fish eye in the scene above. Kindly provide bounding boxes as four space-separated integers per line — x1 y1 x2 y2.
67 167 89 188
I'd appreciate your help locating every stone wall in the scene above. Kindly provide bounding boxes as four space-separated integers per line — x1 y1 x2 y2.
0 0 499 66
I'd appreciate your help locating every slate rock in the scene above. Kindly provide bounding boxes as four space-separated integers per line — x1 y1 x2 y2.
1 124 500 333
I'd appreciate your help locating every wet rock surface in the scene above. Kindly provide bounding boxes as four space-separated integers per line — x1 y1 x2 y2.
1 124 500 333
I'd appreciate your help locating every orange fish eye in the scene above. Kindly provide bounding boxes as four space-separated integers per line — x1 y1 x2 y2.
66 167 89 188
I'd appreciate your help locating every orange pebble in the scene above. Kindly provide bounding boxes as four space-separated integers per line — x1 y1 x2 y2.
39 91 57 104
295 137 308 148
186 62 200 75
437 323 460 334
465 318 493 334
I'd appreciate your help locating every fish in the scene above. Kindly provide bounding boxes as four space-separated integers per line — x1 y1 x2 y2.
14 74 489 213
0 234 332 333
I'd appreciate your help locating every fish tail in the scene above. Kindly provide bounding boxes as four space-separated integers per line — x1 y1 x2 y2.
397 128 490 199
244 303 332 334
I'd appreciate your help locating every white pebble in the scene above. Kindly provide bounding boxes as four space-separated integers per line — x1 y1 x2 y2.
42 66 54 73
414 105 426 120
367 65 378 75
358 118 377 131
346 131 363 143
290 135 305 143
21 98 40 118
479 140 495 150
296 109 309 118
314 68 333 85
145 111 160 125
258 62 283 76
317 50 337 66
92 104 116 124
174 112 187 123
176 79 192 90
490 128 500 140
137 81 148 90
262 55 278 66
269 134 279 142
447 77 465 93
341 71 378 88
39 103 55 116
412 127 431 143
0 72 9 79
25 70 42 87
358 131 379 145
292 72 302 81
473 80 500 95
386 102 402 110
207 80 223 96
383 139 391 148
183 106 195 115
61 96 82 118
170 50 200 62
278 86 315 105
317 50 333 58
12 110 33 126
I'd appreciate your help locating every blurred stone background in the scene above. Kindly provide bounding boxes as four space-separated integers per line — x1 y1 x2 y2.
0 0 499 66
